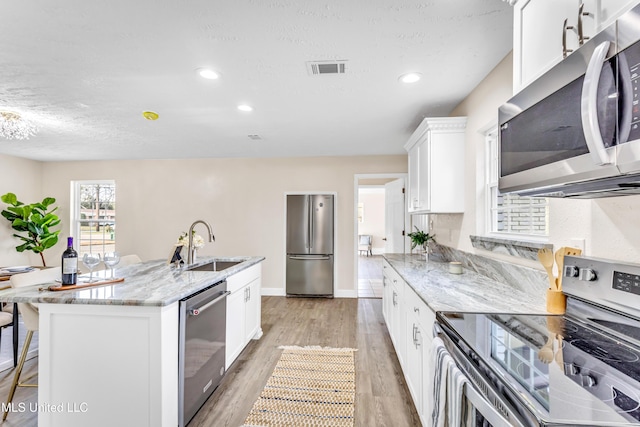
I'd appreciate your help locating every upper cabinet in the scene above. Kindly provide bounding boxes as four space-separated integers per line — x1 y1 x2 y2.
513 0 639 93
404 117 467 214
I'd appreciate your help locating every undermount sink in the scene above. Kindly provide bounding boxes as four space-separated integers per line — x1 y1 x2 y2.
187 260 243 272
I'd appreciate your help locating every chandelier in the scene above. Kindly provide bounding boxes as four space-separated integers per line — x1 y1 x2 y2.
0 111 38 140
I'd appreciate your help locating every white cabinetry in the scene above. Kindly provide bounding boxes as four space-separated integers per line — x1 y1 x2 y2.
405 285 436 426
513 0 638 92
382 259 406 367
382 259 436 426
404 117 467 214
225 263 263 369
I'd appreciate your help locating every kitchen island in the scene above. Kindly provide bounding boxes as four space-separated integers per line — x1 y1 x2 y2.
0 256 264 427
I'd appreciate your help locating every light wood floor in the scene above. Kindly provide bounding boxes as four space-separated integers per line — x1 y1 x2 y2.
358 255 383 299
191 296 419 426
0 297 419 427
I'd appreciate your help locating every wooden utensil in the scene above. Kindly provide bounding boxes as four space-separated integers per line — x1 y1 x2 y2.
537 248 556 289
538 334 555 364
555 247 583 291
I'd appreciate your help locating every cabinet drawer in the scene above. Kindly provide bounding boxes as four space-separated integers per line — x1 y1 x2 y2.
227 263 261 294
405 285 432 329
382 260 403 291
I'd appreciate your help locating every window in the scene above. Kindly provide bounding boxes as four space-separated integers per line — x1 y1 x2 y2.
72 181 116 256
486 128 548 236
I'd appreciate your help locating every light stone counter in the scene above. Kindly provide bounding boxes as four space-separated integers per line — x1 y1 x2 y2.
0 255 265 306
383 253 547 314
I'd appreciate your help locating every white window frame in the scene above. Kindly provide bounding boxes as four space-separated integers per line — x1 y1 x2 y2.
71 180 116 254
485 127 549 238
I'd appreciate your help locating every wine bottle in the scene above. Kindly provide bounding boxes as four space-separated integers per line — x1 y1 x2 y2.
61 237 78 285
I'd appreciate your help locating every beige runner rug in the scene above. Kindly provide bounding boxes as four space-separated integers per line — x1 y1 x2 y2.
243 345 357 427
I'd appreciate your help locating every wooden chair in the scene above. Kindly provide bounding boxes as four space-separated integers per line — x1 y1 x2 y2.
3 267 60 421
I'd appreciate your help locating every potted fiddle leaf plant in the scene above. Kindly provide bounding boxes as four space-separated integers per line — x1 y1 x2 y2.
407 226 436 257
1 192 61 267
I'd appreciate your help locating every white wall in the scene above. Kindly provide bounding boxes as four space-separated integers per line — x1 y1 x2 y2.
357 188 385 253
41 155 407 296
435 51 640 267
0 154 45 267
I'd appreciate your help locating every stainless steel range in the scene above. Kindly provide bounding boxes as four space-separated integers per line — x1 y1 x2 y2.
437 255 640 426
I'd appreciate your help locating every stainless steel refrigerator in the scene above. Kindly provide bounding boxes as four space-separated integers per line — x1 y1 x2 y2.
286 194 334 297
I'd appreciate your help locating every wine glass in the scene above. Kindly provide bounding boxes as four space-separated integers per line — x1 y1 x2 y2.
82 253 101 283
103 252 121 279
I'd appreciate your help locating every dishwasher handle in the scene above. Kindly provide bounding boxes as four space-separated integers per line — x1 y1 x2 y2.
189 291 230 316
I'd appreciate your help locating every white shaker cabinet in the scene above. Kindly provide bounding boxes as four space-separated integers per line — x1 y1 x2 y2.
404 286 435 427
404 117 466 214
513 0 639 93
382 259 406 369
382 259 436 427
225 263 263 369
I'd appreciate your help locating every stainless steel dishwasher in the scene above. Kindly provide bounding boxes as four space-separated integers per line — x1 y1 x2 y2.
178 280 230 427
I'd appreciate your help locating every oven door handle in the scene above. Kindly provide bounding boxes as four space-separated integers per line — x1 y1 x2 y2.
581 40 613 166
189 291 230 316
464 382 514 427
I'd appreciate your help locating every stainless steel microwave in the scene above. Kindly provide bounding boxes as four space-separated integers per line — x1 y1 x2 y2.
499 4 640 198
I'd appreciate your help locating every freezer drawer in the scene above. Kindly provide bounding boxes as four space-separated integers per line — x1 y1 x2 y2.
286 255 334 297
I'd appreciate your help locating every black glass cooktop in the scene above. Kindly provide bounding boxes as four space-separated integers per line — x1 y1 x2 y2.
438 311 640 426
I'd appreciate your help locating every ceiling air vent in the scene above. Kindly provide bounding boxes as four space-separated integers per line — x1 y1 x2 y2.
306 60 347 76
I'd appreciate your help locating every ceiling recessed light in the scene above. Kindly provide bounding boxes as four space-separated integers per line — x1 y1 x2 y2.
237 104 253 112
197 68 220 80
142 111 159 120
399 72 422 84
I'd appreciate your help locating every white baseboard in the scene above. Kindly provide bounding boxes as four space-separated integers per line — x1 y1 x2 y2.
334 289 357 298
261 287 286 296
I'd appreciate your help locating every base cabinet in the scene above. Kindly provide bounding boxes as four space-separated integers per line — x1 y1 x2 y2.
225 263 263 369
382 259 436 427
382 260 406 368
404 286 436 427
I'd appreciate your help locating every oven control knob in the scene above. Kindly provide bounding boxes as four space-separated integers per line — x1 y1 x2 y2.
564 363 579 375
580 374 597 387
579 268 597 282
564 265 579 278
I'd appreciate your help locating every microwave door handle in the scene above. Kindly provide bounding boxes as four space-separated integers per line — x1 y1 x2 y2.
617 51 633 145
581 41 613 166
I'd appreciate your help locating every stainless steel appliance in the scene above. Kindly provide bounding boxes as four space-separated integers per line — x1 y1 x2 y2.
179 281 230 427
437 255 640 426
286 194 334 297
499 4 640 198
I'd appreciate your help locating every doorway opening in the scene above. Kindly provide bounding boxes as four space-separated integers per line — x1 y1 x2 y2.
354 173 408 299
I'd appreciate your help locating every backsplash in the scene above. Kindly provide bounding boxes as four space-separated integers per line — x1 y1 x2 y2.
433 244 548 299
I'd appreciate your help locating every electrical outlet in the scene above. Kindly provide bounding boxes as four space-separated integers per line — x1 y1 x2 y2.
570 238 585 253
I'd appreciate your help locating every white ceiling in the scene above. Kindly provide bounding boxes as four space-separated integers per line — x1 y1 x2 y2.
0 0 513 162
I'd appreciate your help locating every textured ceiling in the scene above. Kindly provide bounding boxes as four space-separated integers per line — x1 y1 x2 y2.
0 0 513 161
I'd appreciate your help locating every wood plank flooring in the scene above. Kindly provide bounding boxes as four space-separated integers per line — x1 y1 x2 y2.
0 297 419 427
358 255 384 299
191 296 419 426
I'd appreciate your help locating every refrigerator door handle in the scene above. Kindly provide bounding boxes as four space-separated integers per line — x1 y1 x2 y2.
289 255 331 260
308 196 313 250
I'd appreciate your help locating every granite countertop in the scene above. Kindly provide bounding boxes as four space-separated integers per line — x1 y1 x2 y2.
0 256 265 307
383 253 547 314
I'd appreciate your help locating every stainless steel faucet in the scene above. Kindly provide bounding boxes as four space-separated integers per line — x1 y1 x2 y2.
187 220 215 264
